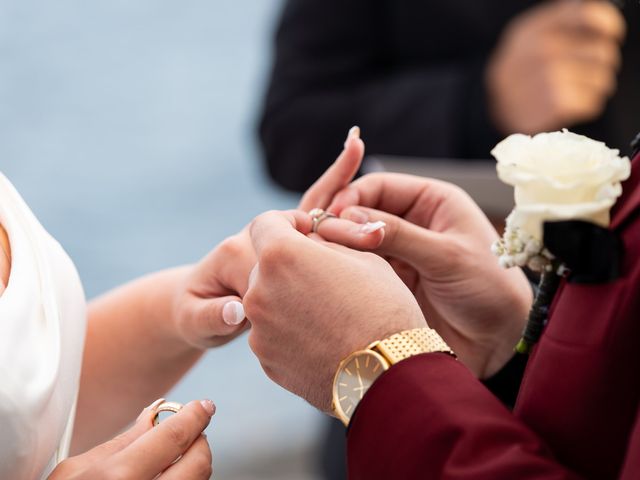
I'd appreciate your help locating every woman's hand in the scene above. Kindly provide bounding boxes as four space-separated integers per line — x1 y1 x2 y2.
170 229 257 350
54 399 215 480
322 173 533 378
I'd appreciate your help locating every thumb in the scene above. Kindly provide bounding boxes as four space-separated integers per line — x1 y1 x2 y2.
187 295 248 347
79 398 164 461
340 206 448 268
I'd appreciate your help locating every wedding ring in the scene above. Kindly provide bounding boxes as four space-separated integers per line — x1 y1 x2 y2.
152 401 184 426
309 208 337 233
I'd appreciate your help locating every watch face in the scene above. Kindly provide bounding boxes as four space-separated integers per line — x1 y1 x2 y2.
333 350 389 425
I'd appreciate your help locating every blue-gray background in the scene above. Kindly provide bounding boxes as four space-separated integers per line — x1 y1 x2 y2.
0 1 325 478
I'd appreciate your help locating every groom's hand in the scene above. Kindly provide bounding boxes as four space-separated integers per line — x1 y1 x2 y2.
317 173 533 378
243 210 426 412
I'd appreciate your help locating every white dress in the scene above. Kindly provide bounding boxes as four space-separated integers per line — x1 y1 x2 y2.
0 172 87 479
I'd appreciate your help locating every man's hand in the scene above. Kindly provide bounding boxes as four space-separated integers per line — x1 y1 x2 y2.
487 0 625 134
323 174 533 379
243 210 426 413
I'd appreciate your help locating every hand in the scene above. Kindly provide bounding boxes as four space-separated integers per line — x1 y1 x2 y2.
172 126 379 350
243 210 426 413
323 173 533 378
171 228 257 349
51 399 215 480
486 0 625 134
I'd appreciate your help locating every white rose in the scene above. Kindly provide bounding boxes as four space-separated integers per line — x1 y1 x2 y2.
492 129 631 242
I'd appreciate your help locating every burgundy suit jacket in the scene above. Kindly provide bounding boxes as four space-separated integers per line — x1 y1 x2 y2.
348 150 640 479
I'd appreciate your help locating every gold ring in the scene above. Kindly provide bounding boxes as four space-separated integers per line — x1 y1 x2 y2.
152 401 184 426
309 208 337 233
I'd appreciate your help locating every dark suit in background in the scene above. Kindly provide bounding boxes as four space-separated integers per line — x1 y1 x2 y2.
259 0 640 192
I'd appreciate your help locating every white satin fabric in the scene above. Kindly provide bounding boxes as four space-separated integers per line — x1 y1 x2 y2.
0 172 87 479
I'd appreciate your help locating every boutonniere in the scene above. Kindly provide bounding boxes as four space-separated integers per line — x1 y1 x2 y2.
490 130 631 353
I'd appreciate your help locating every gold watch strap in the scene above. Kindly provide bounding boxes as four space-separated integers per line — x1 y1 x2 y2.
374 328 455 364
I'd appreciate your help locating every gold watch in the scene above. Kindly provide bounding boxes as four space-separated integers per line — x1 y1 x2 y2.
331 328 455 426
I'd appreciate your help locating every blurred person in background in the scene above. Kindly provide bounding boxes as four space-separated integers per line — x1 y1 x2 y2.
259 0 639 192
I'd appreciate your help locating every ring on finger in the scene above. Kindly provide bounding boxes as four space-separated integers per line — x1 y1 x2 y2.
308 208 337 233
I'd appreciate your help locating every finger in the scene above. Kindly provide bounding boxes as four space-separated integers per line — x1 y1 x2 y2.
299 126 364 212
114 400 215 478
554 57 617 96
548 0 626 42
80 398 165 462
562 35 622 71
312 216 385 251
249 209 313 257
339 206 448 267
196 231 257 297
329 173 479 232
160 435 213 480
188 295 248 345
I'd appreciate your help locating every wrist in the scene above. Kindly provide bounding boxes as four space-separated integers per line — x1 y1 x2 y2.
332 327 455 426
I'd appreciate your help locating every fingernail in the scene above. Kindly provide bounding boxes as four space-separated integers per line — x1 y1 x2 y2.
359 221 386 234
138 398 165 421
200 399 216 416
344 207 369 224
344 125 361 147
223 301 245 326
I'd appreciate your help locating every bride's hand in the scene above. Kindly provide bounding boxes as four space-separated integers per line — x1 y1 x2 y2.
50 399 214 480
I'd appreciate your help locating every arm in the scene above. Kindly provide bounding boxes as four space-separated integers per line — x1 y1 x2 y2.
259 0 501 192
73 267 203 453
348 354 580 480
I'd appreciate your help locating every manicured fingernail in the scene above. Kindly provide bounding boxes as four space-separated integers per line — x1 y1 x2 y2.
360 221 386 234
344 125 361 147
200 399 216 416
223 301 245 326
344 208 369 224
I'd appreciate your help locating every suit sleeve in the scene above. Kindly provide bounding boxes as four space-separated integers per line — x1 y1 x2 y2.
347 353 582 480
258 0 502 192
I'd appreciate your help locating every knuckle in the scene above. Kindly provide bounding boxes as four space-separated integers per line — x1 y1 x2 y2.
217 235 244 259
242 291 259 319
260 240 299 271
164 421 192 451
247 331 266 358
193 450 213 479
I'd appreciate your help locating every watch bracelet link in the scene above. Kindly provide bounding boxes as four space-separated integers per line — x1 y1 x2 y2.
374 328 455 365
